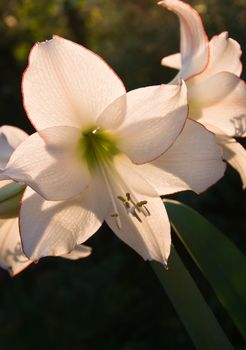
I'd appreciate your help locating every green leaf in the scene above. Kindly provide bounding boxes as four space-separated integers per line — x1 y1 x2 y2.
0 182 25 218
151 249 233 350
164 199 246 341
0 182 25 202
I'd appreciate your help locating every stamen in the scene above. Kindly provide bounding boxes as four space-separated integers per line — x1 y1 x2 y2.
117 192 150 222
127 206 142 223
117 196 126 203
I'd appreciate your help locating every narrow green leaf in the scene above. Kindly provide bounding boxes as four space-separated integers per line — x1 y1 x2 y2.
151 249 233 350
164 199 246 341
0 183 25 219
0 182 25 202
0 191 24 218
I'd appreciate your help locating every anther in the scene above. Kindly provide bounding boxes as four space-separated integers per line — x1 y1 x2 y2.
137 200 148 207
128 207 142 223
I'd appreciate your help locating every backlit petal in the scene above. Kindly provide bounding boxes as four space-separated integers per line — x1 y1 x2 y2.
161 53 181 70
96 93 127 130
106 156 171 266
0 218 31 276
0 126 91 201
221 138 246 189
20 180 107 260
159 0 209 80
0 125 28 168
189 72 246 137
23 36 126 130
61 245 92 260
132 119 226 195
116 82 188 164
196 32 242 83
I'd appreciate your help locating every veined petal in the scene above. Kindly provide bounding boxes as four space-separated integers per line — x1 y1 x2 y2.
23 35 126 130
194 32 242 83
61 245 92 260
0 126 91 201
0 125 28 168
159 0 209 80
220 138 246 189
132 119 226 195
105 156 171 266
116 82 188 164
96 93 127 130
20 180 107 260
161 52 181 70
0 218 31 276
189 72 246 137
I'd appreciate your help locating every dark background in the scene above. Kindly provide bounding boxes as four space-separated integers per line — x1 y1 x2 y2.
0 0 245 349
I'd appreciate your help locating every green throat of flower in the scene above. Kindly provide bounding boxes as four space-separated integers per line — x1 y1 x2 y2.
80 127 120 170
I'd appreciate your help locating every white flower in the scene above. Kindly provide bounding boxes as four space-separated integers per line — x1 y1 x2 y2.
0 125 91 276
0 36 225 265
159 0 246 188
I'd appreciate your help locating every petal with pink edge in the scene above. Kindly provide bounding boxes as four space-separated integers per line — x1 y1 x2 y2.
116 82 188 164
105 156 171 266
20 179 107 260
23 36 126 130
189 72 246 137
159 0 209 80
192 32 242 83
132 119 226 195
0 126 91 201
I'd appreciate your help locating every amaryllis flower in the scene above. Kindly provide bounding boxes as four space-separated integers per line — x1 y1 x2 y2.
159 0 246 188
0 36 225 265
0 125 91 275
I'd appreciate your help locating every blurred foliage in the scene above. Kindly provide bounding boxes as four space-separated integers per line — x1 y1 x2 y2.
0 0 245 349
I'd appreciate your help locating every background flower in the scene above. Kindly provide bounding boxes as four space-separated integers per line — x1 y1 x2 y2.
160 0 246 188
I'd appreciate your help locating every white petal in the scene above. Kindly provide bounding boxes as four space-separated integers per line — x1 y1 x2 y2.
20 180 107 260
96 93 127 130
159 0 209 80
189 72 246 137
116 82 188 164
132 119 226 195
0 125 28 168
105 156 171 266
161 52 181 70
0 218 31 276
193 32 242 83
61 245 92 260
1 126 91 201
23 35 126 130
221 138 246 189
